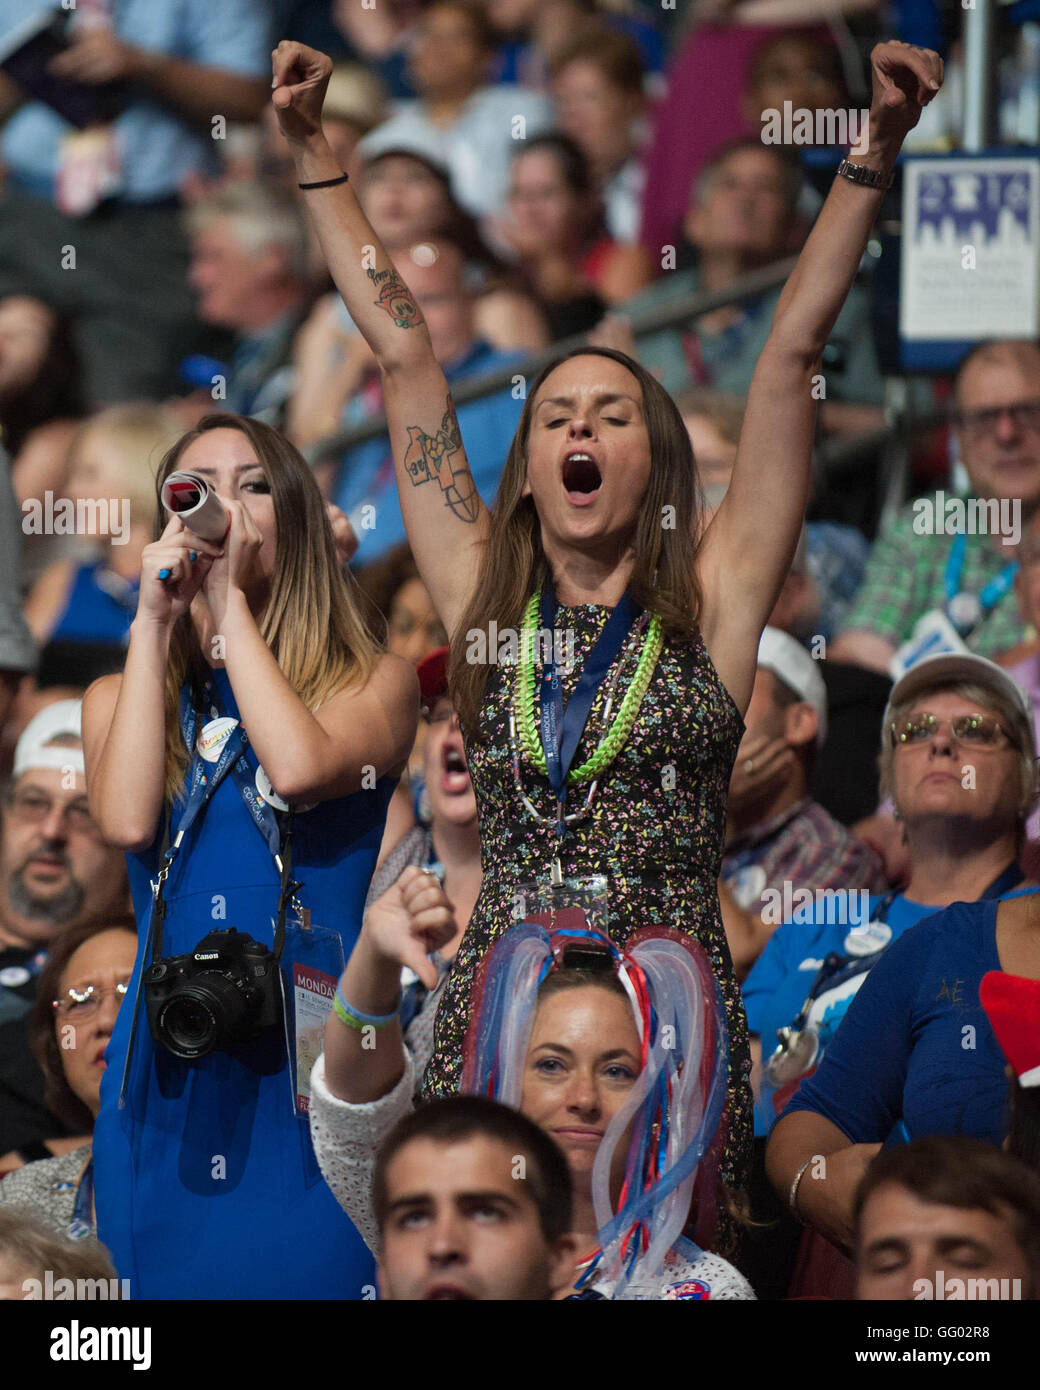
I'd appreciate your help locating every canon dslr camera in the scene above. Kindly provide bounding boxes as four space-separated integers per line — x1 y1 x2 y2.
144 927 281 1059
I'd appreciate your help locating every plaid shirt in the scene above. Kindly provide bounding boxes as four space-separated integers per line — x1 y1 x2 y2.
721 797 888 919
839 504 1024 658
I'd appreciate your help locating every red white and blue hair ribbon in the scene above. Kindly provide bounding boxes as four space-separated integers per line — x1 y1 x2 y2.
460 921 729 1298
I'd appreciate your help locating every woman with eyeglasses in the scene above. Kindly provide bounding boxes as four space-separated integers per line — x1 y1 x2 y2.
0 915 137 1239
764 654 1040 1260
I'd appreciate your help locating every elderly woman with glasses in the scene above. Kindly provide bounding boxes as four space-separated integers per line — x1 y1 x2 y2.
0 914 137 1238
763 654 1040 1259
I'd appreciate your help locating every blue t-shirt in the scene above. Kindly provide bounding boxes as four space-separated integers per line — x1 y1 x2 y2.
778 894 1039 1148
743 892 936 1137
336 339 524 566
0 0 270 200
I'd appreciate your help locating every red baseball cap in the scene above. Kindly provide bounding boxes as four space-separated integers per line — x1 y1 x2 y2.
417 646 450 712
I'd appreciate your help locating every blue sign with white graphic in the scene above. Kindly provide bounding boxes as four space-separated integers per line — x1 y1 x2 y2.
900 151 1040 370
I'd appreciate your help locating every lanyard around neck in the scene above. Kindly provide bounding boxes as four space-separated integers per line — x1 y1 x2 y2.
537 580 641 817
943 531 1018 615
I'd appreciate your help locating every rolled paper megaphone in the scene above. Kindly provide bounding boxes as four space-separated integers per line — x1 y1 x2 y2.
160 471 230 543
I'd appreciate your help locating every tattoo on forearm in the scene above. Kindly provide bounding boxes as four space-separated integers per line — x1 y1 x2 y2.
367 265 421 329
402 395 479 524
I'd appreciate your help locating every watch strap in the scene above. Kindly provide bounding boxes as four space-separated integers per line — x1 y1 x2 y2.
837 158 894 191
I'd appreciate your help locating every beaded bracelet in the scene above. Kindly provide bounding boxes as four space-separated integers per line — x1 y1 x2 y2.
333 982 401 1032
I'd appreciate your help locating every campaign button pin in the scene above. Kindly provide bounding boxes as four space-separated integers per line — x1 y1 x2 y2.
731 864 767 911
255 765 317 815
197 716 238 763
255 765 291 813
947 591 983 634
0 965 31 988
843 920 892 957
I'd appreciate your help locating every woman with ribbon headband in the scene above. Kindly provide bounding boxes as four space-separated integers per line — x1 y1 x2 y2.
311 894 754 1299
80 415 418 1299
273 36 945 1250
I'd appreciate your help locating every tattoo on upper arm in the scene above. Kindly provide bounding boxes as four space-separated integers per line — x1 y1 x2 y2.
367 265 421 329
402 395 479 524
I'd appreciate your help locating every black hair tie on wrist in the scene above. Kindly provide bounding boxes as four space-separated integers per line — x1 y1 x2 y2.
297 172 350 190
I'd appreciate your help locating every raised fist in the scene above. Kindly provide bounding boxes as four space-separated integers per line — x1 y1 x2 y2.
271 40 334 146
867 40 944 142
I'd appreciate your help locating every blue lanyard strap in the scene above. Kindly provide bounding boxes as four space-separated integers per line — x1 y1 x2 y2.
537 580 641 831
68 1158 93 1241
149 679 294 964
177 680 283 860
943 530 1018 615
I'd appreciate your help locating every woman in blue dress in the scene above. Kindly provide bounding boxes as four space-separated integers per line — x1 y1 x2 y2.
81 413 418 1299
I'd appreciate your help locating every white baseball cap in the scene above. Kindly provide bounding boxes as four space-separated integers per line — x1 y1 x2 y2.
356 125 453 183
882 652 1036 758
757 626 828 746
13 700 84 778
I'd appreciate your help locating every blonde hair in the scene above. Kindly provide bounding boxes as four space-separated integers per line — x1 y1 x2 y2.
154 415 381 803
673 387 746 450
184 182 311 283
69 403 182 525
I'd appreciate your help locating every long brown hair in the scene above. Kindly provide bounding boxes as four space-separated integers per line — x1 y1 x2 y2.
449 347 703 735
154 414 381 802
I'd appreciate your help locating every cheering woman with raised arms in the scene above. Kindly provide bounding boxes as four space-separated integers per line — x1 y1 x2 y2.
273 38 942 1246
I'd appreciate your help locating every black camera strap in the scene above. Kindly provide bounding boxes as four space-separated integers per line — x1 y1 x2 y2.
118 690 302 1106
272 813 302 965
148 798 300 966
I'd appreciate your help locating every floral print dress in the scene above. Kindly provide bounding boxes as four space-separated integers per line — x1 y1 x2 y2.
423 603 753 1246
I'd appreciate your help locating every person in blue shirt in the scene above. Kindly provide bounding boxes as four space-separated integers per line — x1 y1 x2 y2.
766 892 1040 1258
81 412 418 1299
745 650 1039 1140
0 0 271 403
736 649 1037 1295
764 652 1040 1255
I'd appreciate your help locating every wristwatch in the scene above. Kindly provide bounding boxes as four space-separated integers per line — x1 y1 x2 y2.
837 158 894 192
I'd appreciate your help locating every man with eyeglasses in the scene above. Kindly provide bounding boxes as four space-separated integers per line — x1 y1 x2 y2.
832 339 1040 675
0 700 127 1171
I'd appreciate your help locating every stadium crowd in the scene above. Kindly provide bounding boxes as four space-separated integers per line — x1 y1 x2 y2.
0 0 1039 1306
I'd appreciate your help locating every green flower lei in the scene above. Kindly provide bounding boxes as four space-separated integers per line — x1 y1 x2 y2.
513 588 664 785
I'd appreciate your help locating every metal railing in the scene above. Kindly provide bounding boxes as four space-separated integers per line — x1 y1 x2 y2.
303 249 953 540
305 255 800 467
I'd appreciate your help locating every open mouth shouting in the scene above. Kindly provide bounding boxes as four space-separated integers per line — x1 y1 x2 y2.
441 741 471 796
562 450 602 506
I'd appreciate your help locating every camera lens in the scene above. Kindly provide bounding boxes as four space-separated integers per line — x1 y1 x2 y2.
161 995 217 1057
159 975 250 1058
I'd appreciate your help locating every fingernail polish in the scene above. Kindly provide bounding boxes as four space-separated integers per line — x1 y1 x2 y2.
158 568 171 580
189 551 197 562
